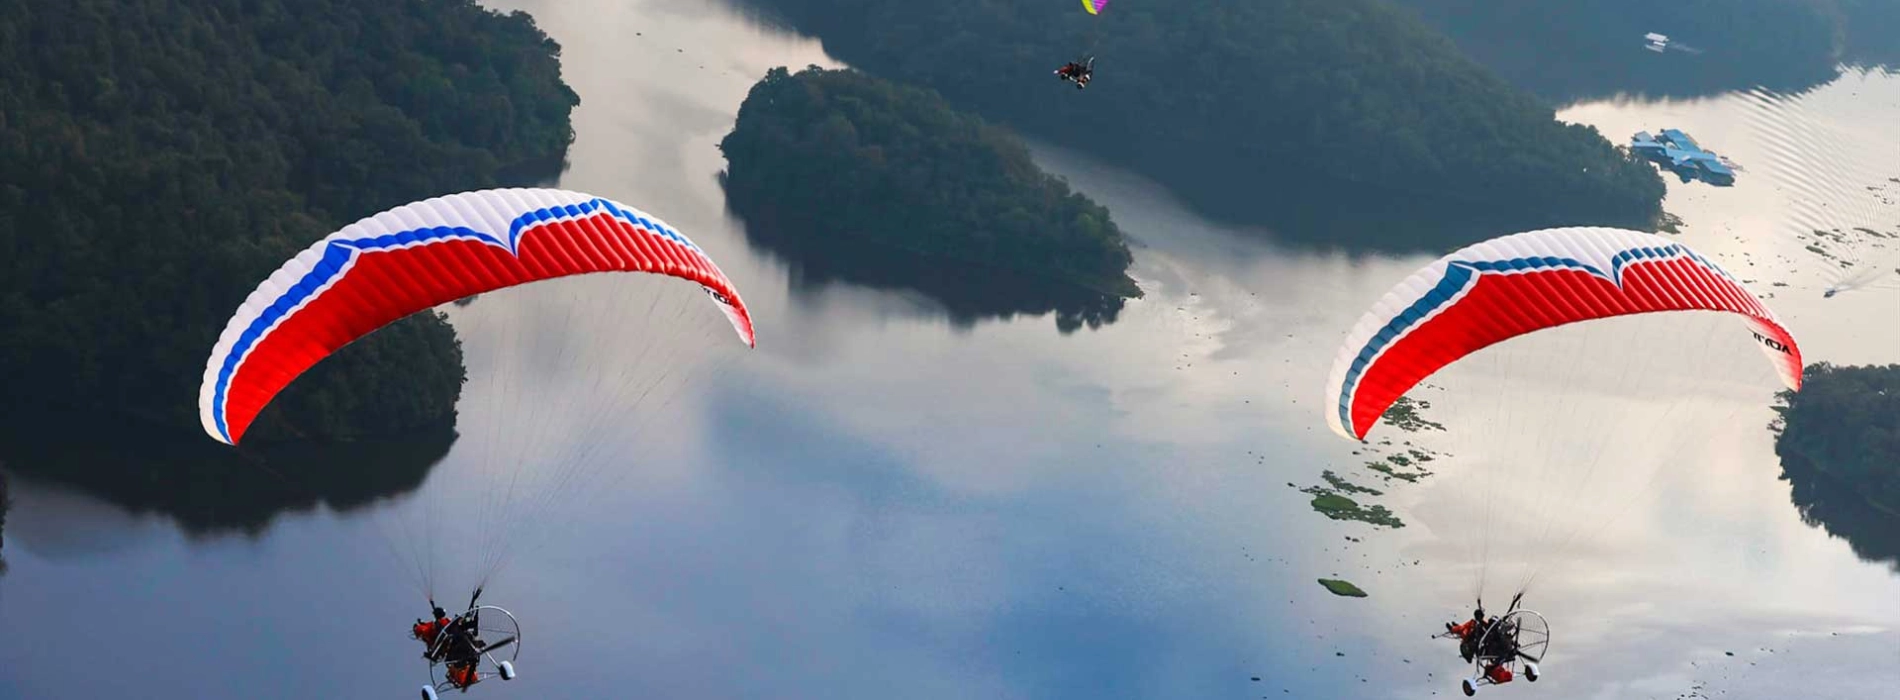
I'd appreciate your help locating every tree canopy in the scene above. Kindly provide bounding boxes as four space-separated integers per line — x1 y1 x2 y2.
720 66 1140 304
738 0 1666 240
0 0 580 440
1773 363 1900 516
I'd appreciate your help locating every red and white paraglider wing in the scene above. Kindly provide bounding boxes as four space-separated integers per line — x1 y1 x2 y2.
1323 227 1801 441
198 188 755 445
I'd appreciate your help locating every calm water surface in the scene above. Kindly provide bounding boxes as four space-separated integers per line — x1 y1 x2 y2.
1 2 1895 698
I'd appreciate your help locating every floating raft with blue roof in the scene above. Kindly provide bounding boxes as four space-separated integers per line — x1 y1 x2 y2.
1631 129 1736 186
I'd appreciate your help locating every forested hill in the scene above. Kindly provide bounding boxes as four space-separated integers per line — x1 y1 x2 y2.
720 67 1139 302
1389 0 1841 102
1773 363 1900 517
0 0 580 440
740 0 1666 238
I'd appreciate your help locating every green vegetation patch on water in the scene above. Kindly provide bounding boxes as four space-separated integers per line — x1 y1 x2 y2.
1367 458 1433 483
1303 488 1405 528
1800 227 1899 270
1317 578 1368 597
1382 397 1447 433
1322 470 1383 497
1295 396 1446 531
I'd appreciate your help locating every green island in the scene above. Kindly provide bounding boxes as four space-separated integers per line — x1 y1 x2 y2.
1318 578 1368 598
720 66 1140 318
0 0 580 441
738 0 1665 245
1772 363 1900 518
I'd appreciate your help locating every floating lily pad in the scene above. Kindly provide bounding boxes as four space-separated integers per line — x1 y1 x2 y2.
1318 578 1367 597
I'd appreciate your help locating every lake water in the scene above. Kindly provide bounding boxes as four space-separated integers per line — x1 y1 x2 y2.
1 2 1896 698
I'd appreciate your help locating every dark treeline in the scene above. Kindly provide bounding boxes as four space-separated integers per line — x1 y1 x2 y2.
0 0 580 440
721 66 1137 330
736 0 1665 251
1772 363 1900 522
1389 0 1841 103
1391 0 1900 104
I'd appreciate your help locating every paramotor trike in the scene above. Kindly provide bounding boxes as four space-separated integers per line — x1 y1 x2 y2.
420 605 521 699
1459 610 1548 696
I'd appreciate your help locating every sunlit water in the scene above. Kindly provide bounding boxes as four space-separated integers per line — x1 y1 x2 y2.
1 2 1896 698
